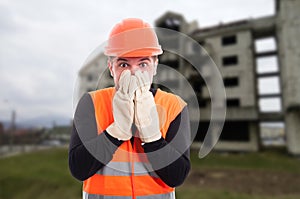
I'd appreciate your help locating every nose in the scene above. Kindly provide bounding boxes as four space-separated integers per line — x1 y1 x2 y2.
130 65 140 75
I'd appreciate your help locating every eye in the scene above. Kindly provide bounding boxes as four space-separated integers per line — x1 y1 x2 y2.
139 62 149 67
118 62 129 68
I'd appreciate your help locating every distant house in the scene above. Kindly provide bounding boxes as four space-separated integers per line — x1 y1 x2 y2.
0 122 4 145
46 125 72 144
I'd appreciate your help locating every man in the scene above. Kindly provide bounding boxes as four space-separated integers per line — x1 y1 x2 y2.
69 18 191 199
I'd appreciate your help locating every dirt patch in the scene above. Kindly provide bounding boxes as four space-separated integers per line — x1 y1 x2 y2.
183 168 300 195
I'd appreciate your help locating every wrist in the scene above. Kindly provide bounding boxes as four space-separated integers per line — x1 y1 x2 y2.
106 123 132 141
140 131 162 143
104 131 124 146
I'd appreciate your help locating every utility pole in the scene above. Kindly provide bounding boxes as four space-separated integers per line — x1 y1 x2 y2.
9 109 16 151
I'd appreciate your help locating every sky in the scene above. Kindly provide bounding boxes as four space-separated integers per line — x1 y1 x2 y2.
0 0 275 127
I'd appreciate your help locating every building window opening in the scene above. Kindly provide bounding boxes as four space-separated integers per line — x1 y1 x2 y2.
220 121 250 142
260 122 285 146
190 75 205 92
222 55 238 66
259 97 281 112
227 99 240 107
194 121 209 141
258 76 280 95
222 35 237 46
160 60 179 69
224 77 239 87
158 18 181 31
256 56 278 74
255 37 277 53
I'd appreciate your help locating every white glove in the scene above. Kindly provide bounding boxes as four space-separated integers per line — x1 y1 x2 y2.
134 70 161 143
106 70 137 141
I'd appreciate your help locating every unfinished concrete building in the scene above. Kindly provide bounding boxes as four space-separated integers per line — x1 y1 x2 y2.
154 0 300 155
77 0 300 155
155 11 260 152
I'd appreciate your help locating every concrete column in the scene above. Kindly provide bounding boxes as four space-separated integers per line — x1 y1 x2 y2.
249 122 260 151
285 110 300 155
277 0 300 155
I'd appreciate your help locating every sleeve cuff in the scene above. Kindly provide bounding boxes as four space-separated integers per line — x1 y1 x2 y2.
142 137 167 153
104 131 124 146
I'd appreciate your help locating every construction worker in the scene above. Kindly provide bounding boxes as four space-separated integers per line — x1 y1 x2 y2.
69 18 191 199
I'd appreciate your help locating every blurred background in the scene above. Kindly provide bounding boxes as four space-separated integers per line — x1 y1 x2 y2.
1 0 300 198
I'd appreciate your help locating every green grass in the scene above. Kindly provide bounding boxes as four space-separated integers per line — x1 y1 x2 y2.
0 148 299 199
0 148 81 199
191 148 300 173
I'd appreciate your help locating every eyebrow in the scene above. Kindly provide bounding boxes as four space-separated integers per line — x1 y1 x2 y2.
116 58 129 62
115 57 151 62
138 58 151 62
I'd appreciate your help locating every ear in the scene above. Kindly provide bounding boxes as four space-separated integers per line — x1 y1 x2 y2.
108 60 114 77
153 57 158 76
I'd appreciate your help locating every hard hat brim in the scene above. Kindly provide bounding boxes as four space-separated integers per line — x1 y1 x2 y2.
104 47 163 57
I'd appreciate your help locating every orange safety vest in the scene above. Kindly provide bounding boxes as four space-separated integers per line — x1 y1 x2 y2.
84 87 186 199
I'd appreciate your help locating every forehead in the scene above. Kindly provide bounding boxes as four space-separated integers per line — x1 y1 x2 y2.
112 57 153 62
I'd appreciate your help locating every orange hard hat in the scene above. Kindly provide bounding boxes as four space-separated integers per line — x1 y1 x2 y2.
104 18 163 57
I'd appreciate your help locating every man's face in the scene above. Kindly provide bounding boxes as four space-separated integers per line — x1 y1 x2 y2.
108 56 158 90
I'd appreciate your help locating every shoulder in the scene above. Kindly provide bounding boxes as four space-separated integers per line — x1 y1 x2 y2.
155 89 187 109
154 89 187 123
88 87 115 102
154 89 188 134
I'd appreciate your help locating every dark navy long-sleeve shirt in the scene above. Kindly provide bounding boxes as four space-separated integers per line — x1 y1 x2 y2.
69 89 191 187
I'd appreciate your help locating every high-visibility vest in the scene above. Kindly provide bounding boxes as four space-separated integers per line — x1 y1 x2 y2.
84 87 186 199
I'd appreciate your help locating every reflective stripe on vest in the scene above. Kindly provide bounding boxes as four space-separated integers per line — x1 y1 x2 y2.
84 87 186 198
96 161 159 178
83 191 175 199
